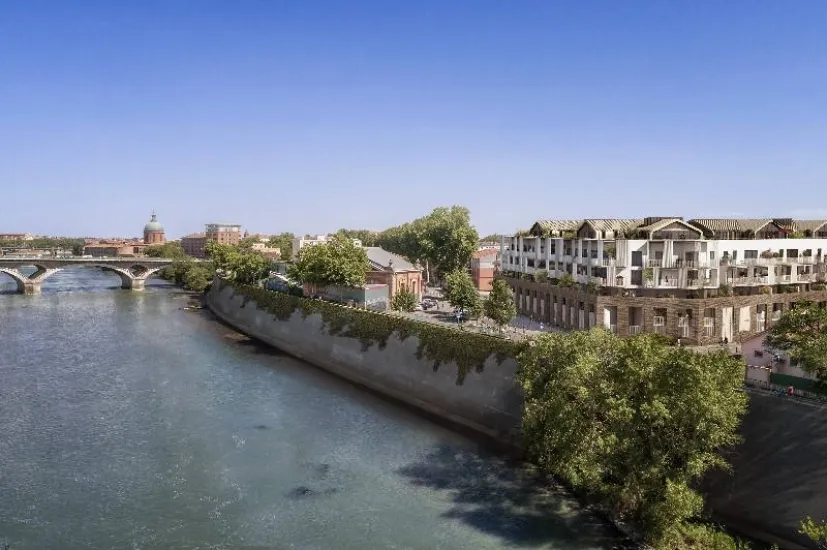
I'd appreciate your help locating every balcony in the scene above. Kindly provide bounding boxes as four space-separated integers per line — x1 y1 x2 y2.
729 276 769 286
778 274 791 282
797 273 814 282
629 325 642 335
686 278 714 288
654 279 679 287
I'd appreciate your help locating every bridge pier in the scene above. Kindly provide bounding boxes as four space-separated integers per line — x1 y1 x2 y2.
122 278 146 291
20 280 42 295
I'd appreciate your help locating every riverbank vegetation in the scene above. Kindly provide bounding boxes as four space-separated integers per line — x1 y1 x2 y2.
222 279 521 384
765 301 827 384
0 236 86 255
517 330 749 548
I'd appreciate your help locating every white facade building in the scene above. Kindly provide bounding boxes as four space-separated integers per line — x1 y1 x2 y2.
291 234 363 260
501 217 827 292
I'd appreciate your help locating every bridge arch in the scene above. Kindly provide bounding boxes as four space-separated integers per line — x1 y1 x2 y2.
0 259 175 294
0 267 30 293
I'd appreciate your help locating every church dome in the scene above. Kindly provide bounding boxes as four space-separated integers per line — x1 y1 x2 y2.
144 213 164 234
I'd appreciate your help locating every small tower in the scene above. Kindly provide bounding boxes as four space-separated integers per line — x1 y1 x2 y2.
143 211 165 245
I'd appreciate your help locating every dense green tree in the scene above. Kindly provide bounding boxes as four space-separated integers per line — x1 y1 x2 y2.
442 269 480 313
182 264 214 291
480 233 504 243
483 279 516 329
765 301 827 381
517 330 747 545
287 234 369 288
376 206 479 281
0 237 86 253
267 232 295 260
336 228 378 247
390 287 417 312
205 241 269 284
145 241 185 258
800 516 827 549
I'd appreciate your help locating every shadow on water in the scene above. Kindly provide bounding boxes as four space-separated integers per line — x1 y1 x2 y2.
231 336 287 356
396 443 638 549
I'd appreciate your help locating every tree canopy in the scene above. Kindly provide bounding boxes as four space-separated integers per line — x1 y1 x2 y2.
267 232 295 260
206 241 270 285
518 330 748 545
376 206 479 280
1 237 86 255
287 234 369 288
391 287 417 312
484 279 516 328
145 241 185 259
442 269 481 315
765 301 827 381
336 228 378 247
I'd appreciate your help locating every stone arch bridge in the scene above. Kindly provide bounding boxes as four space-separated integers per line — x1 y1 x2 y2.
0 257 177 294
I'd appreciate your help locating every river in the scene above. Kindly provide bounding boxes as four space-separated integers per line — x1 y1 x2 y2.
0 269 626 549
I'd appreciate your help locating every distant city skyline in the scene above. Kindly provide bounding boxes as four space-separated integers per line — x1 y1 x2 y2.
2 1 826 237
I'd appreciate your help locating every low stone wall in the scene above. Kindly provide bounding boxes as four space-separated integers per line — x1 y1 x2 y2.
206 281 523 446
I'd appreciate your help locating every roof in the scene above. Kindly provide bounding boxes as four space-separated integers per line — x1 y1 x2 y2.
143 214 164 234
688 219 774 234
636 217 701 235
182 233 206 239
794 220 827 233
579 218 644 233
530 220 582 233
85 241 146 248
473 249 499 258
364 247 419 272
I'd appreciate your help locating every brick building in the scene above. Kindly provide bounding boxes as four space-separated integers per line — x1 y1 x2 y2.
181 233 207 258
364 247 424 301
84 241 148 257
142 213 165 244
206 223 242 245
470 248 499 292
501 216 827 345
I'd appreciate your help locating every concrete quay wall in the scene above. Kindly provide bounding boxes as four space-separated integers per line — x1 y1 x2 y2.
206 282 827 549
206 282 523 447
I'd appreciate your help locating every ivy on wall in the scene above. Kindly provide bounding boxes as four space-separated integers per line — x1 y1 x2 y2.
222 280 524 385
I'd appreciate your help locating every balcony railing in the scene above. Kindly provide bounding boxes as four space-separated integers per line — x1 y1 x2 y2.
655 279 679 287
609 324 617 334
647 259 709 269
721 256 821 267
686 278 714 288
629 325 642 335
778 274 791 282
729 276 769 286
798 273 813 282
772 311 782 321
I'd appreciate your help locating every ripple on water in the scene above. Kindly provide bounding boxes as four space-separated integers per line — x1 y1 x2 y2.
0 272 627 549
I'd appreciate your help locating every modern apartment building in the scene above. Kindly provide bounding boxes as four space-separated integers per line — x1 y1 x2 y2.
500 217 827 345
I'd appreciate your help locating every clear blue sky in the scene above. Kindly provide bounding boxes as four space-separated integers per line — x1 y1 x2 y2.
2 1 826 239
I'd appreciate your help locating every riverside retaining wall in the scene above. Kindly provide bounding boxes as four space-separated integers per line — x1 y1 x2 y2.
206 282 523 446
206 282 827 549
704 391 827 549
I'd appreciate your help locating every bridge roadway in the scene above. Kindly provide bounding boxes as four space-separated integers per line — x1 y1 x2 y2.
0 257 178 294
